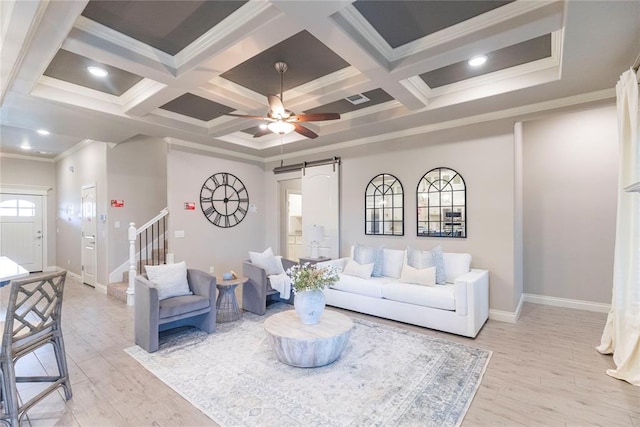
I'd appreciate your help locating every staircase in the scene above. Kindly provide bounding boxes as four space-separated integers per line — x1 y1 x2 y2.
107 208 169 304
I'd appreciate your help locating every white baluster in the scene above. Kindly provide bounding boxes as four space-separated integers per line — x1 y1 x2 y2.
126 222 136 306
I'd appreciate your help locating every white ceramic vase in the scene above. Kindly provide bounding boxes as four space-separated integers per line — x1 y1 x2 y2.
294 289 325 325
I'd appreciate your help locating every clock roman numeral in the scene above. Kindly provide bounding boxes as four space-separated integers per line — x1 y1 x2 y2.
237 206 247 216
213 213 222 226
200 196 212 203
222 173 228 185
203 206 215 218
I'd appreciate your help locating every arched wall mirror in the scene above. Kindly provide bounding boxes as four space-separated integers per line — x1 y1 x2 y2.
365 173 404 236
417 167 466 238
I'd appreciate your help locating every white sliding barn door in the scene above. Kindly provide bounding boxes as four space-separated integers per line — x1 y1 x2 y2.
302 164 340 259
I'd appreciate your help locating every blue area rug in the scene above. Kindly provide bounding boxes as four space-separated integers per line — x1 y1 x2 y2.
126 305 491 426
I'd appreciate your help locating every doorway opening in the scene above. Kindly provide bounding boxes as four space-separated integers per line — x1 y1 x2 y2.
279 178 302 261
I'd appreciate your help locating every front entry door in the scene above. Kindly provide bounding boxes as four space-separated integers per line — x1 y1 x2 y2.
0 194 43 272
81 186 97 287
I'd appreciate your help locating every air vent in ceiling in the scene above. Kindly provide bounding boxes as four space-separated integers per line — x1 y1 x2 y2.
345 93 370 105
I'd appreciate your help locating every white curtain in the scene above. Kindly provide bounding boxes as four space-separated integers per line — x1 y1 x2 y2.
596 68 640 386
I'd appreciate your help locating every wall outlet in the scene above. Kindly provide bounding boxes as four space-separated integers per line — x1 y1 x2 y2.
209 266 215 274
175 230 185 238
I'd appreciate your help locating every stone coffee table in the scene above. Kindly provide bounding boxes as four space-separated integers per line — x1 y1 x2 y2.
263 310 353 368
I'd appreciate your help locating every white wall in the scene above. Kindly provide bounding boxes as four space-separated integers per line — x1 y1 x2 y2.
0 156 57 269
166 148 265 275
523 105 618 304
107 136 167 273
55 142 108 286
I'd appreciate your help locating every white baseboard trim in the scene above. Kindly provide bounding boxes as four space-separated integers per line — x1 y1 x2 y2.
489 294 524 323
523 293 610 313
489 308 518 323
94 282 107 294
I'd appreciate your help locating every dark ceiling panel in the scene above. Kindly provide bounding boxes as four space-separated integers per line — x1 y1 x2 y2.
220 31 350 97
81 1 247 55
353 1 514 49
420 34 552 88
304 89 394 115
43 49 144 96
160 93 235 122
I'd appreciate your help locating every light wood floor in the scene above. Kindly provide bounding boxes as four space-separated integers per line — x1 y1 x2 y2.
2 275 638 426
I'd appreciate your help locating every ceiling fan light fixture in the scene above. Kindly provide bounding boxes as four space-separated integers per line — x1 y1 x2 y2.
267 121 295 135
468 55 488 67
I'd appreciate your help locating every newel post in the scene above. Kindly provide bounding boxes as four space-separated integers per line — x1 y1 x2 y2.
126 222 136 306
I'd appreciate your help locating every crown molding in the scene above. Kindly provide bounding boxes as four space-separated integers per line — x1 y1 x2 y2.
174 2 274 69
0 184 52 195
54 139 96 162
74 16 175 68
0 152 54 163
164 137 264 163
121 79 167 113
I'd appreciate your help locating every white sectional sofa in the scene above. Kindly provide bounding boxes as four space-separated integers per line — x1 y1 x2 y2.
317 247 489 338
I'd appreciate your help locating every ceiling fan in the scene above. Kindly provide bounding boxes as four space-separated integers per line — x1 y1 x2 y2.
224 62 340 139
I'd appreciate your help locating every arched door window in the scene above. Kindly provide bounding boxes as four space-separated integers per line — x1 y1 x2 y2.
0 199 36 217
365 173 404 236
417 167 466 238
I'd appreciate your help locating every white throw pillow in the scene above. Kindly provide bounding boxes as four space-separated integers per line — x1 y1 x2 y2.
443 253 472 283
249 247 284 275
145 261 192 300
381 248 405 279
399 264 436 286
342 259 375 280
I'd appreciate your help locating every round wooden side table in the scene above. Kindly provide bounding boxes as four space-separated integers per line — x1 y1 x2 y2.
216 276 248 323
263 310 353 367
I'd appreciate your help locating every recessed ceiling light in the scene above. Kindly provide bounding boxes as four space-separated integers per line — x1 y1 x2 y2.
37 129 50 135
468 55 488 67
87 66 108 77
259 123 268 130
20 144 31 150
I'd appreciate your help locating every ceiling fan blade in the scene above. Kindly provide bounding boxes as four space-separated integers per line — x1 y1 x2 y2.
289 113 341 122
267 94 286 117
221 113 266 120
292 123 318 139
253 127 273 138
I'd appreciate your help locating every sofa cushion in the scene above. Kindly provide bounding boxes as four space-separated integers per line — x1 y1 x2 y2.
249 247 285 275
353 244 384 277
443 253 472 283
145 261 192 300
381 282 455 311
399 264 436 286
332 275 393 298
342 259 374 279
159 294 209 319
381 248 405 279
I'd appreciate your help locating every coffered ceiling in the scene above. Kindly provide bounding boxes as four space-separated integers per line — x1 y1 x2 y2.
1 1 638 161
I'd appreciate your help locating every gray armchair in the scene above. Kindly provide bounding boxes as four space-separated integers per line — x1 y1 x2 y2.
242 258 297 315
135 269 216 352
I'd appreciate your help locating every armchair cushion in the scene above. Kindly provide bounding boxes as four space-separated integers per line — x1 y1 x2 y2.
145 261 192 300
159 295 210 319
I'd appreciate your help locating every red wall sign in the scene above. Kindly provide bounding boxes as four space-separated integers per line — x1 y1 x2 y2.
184 202 196 210
111 200 124 207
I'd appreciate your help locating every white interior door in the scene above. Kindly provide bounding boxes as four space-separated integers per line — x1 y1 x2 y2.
302 164 340 259
0 194 43 272
81 186 97 287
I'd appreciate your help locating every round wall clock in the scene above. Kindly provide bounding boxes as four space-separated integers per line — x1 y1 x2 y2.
199 172 249 228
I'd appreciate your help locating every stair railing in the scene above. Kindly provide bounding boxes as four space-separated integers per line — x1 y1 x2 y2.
126 208 169 305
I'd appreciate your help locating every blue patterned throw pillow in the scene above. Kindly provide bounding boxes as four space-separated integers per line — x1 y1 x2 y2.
431 245 446 284
354 244 384 277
